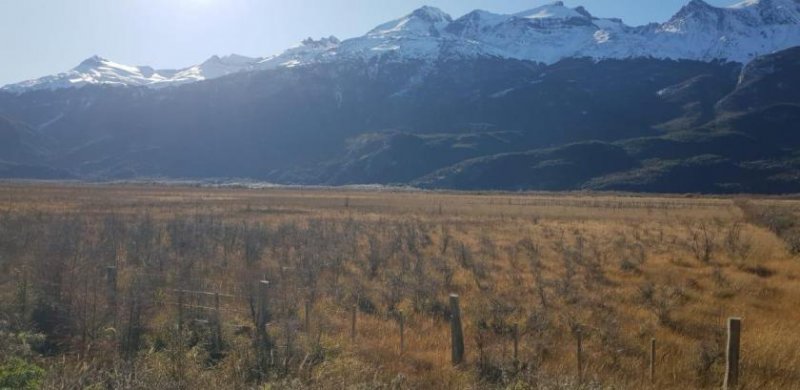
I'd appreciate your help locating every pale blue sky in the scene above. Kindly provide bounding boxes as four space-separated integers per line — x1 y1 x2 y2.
0 0 738 86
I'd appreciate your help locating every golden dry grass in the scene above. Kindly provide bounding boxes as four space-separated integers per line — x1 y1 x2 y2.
0 183 798 389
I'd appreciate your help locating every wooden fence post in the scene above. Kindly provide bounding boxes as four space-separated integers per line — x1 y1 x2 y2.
175 289 185 386
450 294 464 365
122 280 139 360
513 323 519 363
399 311 405 355
257 281 270 329
256 280 272 375
350 303 357 342
649 338 656 384
304 300 312 332
104 266 118 352
724 317 742 389
177 290 184 332
213 292 222 354
576 330 583 385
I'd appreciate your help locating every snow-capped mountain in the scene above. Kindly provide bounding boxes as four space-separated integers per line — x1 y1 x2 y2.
327 0 800 65
2 56 170 93
634 0 800 62
164 54 262 85
1 36 342 93
4 0 800 92
256 36 341 68
1 54 262 93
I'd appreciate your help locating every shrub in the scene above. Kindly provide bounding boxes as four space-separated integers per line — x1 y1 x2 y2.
0 358 44 390
684 222 716 263
737 199 800 254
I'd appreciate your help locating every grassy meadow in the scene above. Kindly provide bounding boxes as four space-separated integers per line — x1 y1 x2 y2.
0 183 799 389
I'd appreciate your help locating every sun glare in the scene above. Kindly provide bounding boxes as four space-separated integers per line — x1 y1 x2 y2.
179 0 215 9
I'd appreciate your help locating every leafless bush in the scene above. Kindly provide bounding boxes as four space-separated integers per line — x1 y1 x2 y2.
692 322 726 388
638 282 686 326
723 222 753 263
242 222 268 266
456 241 472 269
366 233 384 279
440 225 452 256
737 199 800 254
515 238 541 271
685 222 716 263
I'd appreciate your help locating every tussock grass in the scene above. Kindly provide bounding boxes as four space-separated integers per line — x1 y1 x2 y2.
0 183 798 389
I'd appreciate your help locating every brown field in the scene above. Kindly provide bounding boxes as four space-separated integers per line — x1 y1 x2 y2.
0 183 799 389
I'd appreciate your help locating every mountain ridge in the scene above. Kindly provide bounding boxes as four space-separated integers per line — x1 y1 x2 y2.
0 3 799 193
0 48 798 193
5 0 800 92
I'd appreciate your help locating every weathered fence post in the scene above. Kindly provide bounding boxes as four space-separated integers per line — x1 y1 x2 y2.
122 280 140 360
177 290 184 332
450 294 464 365
350 302 357 342
256 280 272 375
213 292 222 354
257 281 270 329
399 311 405 355
513 323 519 363
103 266 118 353
649 338 656 384
175 289 186 387
576 330 583 385
304 300 312 332
724 317 742 389
105 267 118 354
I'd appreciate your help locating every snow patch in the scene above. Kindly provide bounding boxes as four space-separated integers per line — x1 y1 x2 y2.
516 2 585 20
5 0 800 93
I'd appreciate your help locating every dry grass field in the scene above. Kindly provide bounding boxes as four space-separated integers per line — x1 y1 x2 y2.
0 183 799 389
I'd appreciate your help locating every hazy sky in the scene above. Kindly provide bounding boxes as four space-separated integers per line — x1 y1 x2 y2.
0 0 740 86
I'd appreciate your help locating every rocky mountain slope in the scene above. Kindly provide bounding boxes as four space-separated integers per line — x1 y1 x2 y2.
0 1 799 193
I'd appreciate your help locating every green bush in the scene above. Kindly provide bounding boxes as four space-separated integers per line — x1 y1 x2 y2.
0 358 44 390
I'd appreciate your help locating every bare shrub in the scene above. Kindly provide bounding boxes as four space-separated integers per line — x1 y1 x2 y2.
737 199 800 254
638 282 686 326
684 222 716 264
723 222 753 263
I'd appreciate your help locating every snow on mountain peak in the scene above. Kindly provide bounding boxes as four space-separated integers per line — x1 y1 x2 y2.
652 0 800 63
5 0 800 93
668 0 800 27
253 36 341 69
410 6 451 22
73 55 144 75
746 0 800 24
0 56 173 92
76 55 108 68
445 10 511 36
368 6 452 37
1 53 263 93
515 1 591 20
166 54 261 83
731 0 800 10
730 0 761 8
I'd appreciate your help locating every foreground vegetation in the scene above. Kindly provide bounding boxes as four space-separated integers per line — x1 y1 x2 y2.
0 183 799 389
